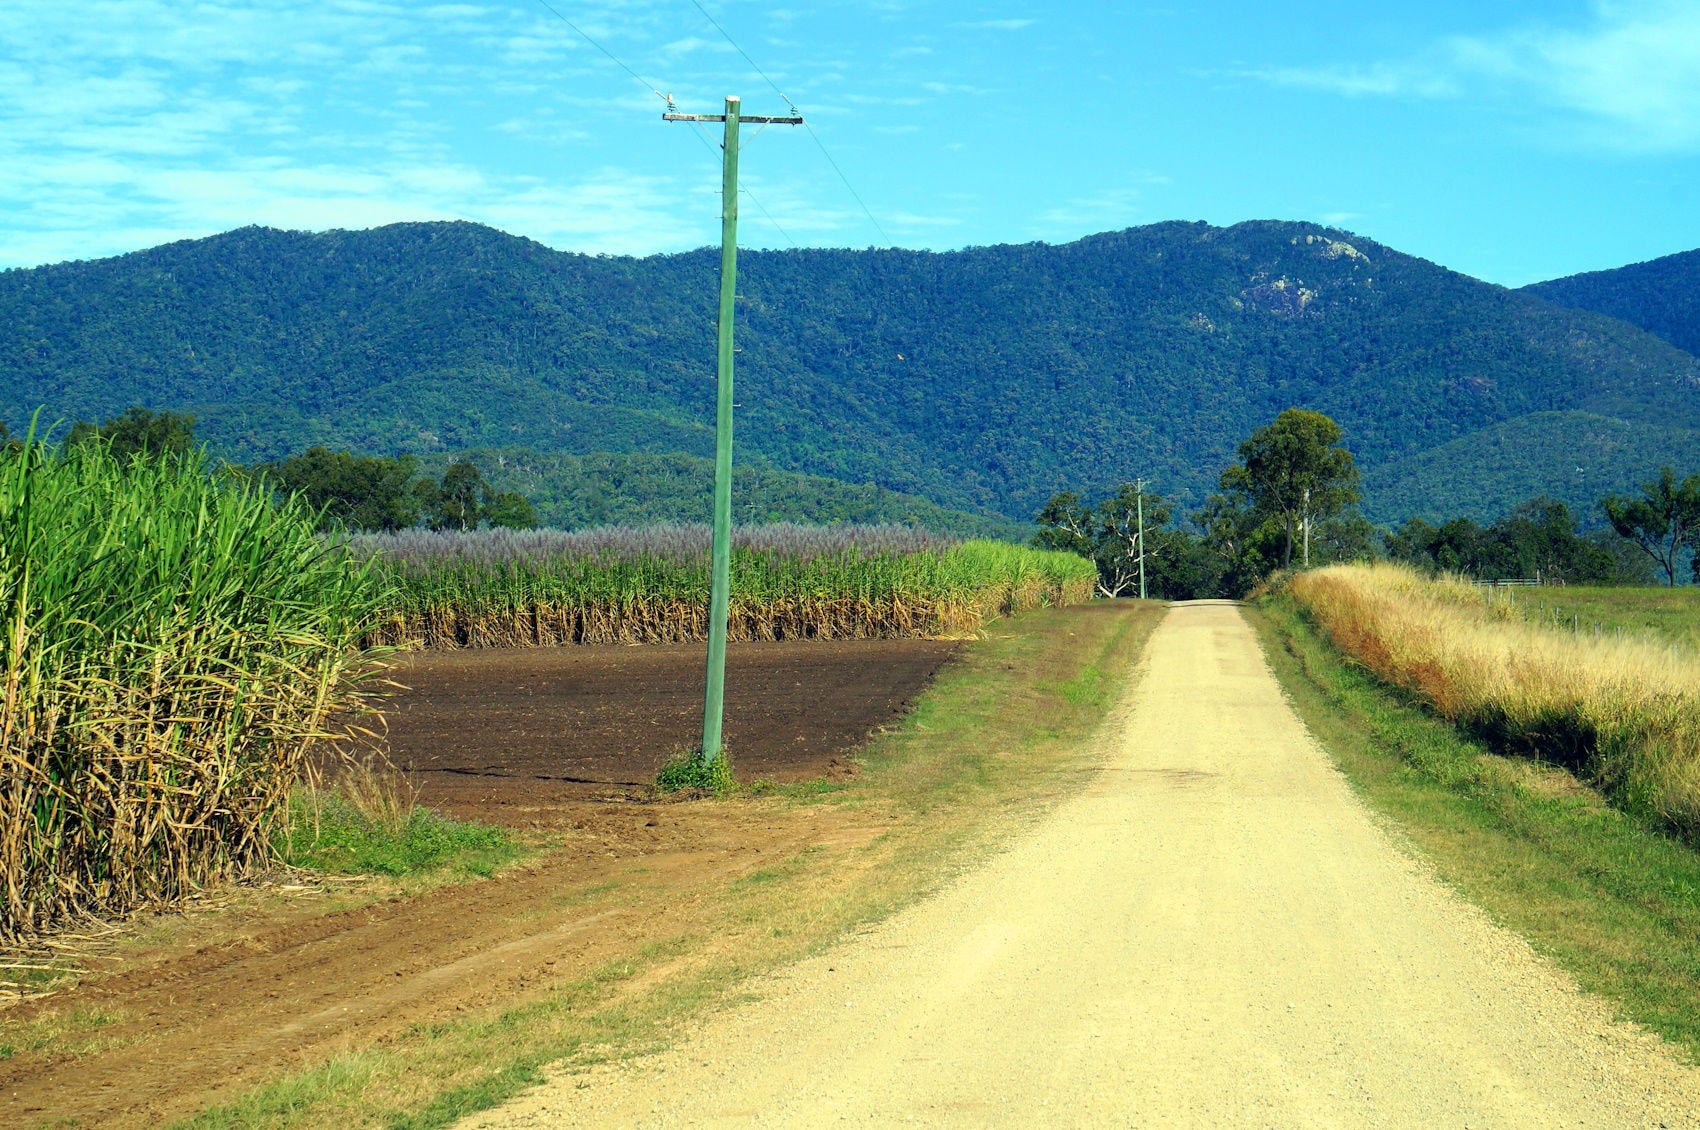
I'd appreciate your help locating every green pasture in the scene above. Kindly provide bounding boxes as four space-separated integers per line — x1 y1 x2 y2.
1499 585 1700 652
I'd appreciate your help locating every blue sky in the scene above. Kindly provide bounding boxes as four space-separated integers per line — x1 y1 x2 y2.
2 1 1697 285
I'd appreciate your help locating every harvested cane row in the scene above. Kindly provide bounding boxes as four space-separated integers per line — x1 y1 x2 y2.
354 528 1096 649
371 597 961 648
369 590 1056 648
0 440 381 942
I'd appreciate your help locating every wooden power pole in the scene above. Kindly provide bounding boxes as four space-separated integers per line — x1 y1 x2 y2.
664 96 802 767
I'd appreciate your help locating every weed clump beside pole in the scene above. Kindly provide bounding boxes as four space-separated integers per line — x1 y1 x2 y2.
0 436 383 941
1287 563 1700 835
654 748 738 794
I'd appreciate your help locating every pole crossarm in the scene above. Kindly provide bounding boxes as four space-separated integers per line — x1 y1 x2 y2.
664 113 804 124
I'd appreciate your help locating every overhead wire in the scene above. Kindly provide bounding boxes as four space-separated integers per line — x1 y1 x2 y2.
530 0 671 104
686 120 799 249
688 0 790 105
795 122 890 246
741 187 798 248
527 0 795 248
686 0 892 246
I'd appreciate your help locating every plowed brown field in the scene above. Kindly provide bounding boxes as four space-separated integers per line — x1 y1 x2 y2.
385 638 959 823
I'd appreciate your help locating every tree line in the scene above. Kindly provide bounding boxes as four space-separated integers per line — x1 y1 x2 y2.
33 407 538 533
1035 408 1698 597
31 404 1698 588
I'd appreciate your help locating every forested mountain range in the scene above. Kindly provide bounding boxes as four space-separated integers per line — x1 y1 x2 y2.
5 219 1699 526
1523 248 1700 357
1362 411 1700 525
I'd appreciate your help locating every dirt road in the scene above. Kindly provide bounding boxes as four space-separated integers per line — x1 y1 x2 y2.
471 601 1700 1127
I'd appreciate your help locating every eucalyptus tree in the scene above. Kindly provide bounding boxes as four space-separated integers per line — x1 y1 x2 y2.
1222 409 1360 570
1034 484 1211 599
1601 467 1700 587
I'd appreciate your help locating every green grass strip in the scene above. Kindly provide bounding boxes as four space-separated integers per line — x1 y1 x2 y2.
279 790 517 879
1505 584 1700 653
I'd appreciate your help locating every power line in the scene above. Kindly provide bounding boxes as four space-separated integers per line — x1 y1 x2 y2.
688 0 790 106
688 120 798 248
742 186 798 248
530 0 670 103
680 119 794 247
798 120 891 246
686 0 892 246
686 118 722 156
523 0 807 248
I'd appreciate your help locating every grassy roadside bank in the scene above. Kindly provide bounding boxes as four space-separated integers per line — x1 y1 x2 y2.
183 599 1165 1129
1287 564 1700 833
0 796 519 1007
1250 595 1700 1060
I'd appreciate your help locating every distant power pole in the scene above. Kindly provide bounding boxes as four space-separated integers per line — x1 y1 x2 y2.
1136 478 1147 601
1302 486 1312 569
664 96 802 767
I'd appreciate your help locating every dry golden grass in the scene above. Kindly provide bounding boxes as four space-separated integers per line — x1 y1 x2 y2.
303 759 419 840
1288 563 1700 832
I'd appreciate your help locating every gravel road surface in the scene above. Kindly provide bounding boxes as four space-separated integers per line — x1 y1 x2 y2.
466 601 1700 1127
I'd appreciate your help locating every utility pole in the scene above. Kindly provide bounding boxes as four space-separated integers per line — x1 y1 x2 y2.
664 96 802 767
1302 486 1311 569
1135 478 1147 601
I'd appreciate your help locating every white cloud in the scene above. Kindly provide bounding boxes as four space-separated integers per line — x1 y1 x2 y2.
657 36 737 62
1246 1 1700 153
729 179 863 247
1245 62 1460 100
0 147 709 267
0 0 901 265
887 211 963 227
1474 1 1700 150
1033 186 1148 233
494 115 592 145
839 93 926 107
963 19 1035 31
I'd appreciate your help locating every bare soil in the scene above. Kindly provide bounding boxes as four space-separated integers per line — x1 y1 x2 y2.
0 638 957 1127
381 638 960 823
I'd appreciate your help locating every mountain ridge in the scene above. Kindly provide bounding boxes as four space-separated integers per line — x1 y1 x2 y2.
6 219 1699 525
412 447 1029 539
1522 247 1700 357
1362 410 1700 528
